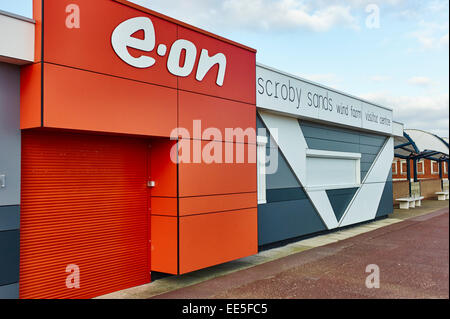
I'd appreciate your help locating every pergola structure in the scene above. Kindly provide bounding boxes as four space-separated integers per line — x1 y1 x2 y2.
394 129 449 194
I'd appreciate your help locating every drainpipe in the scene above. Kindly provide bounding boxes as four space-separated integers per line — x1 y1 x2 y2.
413 158 418 182
406 157 411 196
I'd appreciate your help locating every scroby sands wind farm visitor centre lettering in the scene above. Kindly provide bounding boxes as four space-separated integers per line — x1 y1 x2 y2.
0 0 403 299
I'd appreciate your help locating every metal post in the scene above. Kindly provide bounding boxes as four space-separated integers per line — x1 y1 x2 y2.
413 158 418 182
406 158 411 196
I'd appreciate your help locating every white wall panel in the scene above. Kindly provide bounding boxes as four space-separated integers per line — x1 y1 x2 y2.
307 190 339 229
339 137 393 227
0 12 35 64
364 137 394 184
338 182 386 227
259 111 308 183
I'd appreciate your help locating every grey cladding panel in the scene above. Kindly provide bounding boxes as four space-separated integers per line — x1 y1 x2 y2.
0 205 20 231
0 282 19 299
360 144 383 155
376 181 394 218
258 199 327 246
266 187 307 203
266 150 300 190
361 154 378 164
360 134 386 147
0 63 21 206
305 138 360 153
0 230 20 286
361 162 373 172
326 188 358 222
301 122 360 144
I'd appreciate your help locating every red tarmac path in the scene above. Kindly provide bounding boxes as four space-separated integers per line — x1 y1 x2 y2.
154 207 449 299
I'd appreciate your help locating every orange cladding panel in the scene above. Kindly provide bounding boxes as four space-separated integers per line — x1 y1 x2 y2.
43 0 177 88
150 216 178 274
20 63 42 129
178 140 257 197
43 63 177 137
20 131 150 299
179 208 258 274
177 26 256 104
149 139 178 197
150 197 177 217
178 90 256 144
179 193 257 217
32 0 42 62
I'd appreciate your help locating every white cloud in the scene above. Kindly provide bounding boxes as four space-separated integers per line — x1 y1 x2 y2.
409 20 449 50
129 0 361 32
221 0 358 32
440 32 449 46
408 76 432 87
371 75 391 82
361 92 449 137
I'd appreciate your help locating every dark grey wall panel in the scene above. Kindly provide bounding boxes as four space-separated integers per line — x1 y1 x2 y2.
0 282 19 299
360 162 373 172
0 230 20 285
360 134 386 147
266 150 300 190
301 121 360 143
326 188 358 222
267 187 307 203
375 181 394 218
0 62 21 206
0 205 20 231
360 144 382 155
304 138 360 153
258 199 327 246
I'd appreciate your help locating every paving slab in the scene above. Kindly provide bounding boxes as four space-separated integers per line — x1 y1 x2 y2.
152 206 448 299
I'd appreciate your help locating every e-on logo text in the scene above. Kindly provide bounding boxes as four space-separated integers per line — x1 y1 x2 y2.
111 17 227 86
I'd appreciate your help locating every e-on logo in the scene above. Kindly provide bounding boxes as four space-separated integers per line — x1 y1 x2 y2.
111 17 227 86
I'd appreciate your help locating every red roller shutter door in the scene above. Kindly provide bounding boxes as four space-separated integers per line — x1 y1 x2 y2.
20 131 150 299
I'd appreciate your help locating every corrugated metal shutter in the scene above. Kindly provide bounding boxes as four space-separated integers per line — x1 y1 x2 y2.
20 131 150 299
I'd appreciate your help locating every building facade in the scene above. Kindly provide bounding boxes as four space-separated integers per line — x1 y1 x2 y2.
0 0 402 299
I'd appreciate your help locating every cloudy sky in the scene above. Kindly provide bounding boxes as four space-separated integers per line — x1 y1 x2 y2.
1 0 448 137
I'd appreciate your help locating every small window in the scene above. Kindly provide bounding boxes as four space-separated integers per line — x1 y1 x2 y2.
400 160 407 175
305 149 361 191
257 136 268 204
431 161 439 175
392 162 398 175
417 160 425 175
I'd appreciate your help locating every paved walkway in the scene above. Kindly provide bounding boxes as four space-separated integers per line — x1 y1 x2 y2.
98 200 449 299
153 207 449 299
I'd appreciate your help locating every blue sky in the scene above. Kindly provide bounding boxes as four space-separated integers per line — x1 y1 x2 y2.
1 0 448 137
